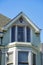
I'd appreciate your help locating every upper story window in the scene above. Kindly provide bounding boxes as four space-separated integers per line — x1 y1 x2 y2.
11 26 30 42
17 27 24 42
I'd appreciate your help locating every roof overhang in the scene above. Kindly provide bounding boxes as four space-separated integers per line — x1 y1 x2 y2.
2 12 40 33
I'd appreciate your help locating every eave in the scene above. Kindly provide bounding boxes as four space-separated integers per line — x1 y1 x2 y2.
2 12 40 33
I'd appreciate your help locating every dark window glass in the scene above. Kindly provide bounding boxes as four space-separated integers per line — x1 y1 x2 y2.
27 27 30 42
19 17 23 23
33 53 36 65
11 26 15 42
18 27 24 42
18 52 28 65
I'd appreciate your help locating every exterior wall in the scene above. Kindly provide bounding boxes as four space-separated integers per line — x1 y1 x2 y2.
2 19 40 47
2 28 11 45
1 48 5 65
40 44 43 65
36 52 41 65
0 38 1 44
31 29 40 47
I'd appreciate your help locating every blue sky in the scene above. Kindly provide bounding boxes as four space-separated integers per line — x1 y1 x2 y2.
0 0 43 43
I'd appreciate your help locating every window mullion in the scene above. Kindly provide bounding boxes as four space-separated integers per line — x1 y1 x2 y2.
15 26 17 41
25 26 27 42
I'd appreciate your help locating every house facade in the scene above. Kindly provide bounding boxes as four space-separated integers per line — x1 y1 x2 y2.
0 12 41 65
40 43 43 65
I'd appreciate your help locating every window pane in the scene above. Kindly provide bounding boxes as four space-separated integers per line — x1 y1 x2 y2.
27 27 30 42
11 26 15 42
18 27 24 42
18 52 28 62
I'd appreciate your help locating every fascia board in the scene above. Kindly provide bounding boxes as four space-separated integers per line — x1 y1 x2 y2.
2 12 40 33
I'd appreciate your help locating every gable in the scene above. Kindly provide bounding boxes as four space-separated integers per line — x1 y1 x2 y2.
2 12 40 33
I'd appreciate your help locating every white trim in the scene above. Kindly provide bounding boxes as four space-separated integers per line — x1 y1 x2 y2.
2 12 40 33
29 51 33 65
15 26 17 41
25 26 27 42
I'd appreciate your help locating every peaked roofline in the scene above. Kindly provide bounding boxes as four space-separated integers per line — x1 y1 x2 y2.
2 12 40 33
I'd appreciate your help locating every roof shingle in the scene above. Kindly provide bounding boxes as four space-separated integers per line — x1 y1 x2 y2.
0 14 11 32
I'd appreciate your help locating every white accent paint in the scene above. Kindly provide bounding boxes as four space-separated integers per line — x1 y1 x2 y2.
3 12 40 32
25 26 27 42
29 51 33 65
13 47 18 65
15 26 17 41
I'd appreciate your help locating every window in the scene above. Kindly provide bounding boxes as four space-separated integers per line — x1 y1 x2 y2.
33 53 36 65
27 27 30 42
11 26 31 42
17 27 24 42
11 26 15 42
18 52 28 65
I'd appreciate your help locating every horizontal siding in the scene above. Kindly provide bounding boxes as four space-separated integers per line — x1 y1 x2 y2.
36 52 41 65
2 28 11 45
31 29 40 47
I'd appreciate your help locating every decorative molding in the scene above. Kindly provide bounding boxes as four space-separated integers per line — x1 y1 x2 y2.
2 12 40 33
0 42 40 52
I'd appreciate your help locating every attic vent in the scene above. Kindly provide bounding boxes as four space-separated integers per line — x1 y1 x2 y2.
19 17 23 23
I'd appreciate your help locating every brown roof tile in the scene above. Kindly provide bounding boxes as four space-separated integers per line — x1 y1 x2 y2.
0 14 11 32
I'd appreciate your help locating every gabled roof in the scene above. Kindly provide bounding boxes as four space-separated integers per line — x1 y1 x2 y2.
0 14 11 32
1 12 40 33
